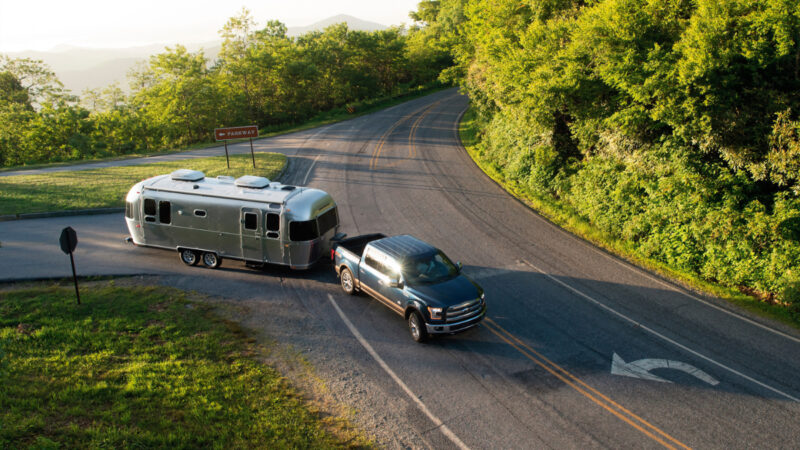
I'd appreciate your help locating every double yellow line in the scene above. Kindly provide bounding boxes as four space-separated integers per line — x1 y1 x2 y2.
483 318 691 450
369 100 442 170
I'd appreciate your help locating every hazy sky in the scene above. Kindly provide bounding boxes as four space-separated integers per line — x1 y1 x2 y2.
0 0 423 52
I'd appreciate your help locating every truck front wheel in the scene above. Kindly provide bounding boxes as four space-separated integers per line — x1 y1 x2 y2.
340 268 356 295
408 311 428 343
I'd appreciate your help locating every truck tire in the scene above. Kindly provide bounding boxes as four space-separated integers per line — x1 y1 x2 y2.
180 249 199 266
340 267 356 295
408 311 428 343
202 252 222 269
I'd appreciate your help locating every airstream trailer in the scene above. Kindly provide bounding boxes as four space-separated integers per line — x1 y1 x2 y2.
124 169 340 269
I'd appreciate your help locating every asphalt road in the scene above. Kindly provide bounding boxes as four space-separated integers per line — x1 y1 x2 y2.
2 89 799 449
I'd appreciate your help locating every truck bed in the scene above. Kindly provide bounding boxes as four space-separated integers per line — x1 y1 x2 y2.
334 233 386 258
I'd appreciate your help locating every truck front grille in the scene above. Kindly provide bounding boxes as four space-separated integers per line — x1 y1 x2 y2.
446 298 482 323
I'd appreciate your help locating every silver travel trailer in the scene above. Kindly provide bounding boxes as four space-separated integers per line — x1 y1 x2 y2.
124 169 340 269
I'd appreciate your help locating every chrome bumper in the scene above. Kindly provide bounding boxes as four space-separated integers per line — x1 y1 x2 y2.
425 308 486 334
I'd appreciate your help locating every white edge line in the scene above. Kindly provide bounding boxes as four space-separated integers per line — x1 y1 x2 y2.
521 259 800 403
602 252 800 344
327 294 471 450
302 154 321 185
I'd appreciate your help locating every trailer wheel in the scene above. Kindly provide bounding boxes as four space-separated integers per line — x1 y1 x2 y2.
340 268 356 295
179 249 199 266
202 252 222 269
408 311 428 343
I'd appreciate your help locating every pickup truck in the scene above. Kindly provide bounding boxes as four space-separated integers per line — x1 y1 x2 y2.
332 234 486 342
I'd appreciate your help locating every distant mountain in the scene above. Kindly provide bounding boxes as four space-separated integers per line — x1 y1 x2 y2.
3 15 386 95
4 41 219 95
287 14 387 36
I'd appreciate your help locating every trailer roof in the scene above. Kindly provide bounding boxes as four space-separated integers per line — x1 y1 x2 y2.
143 173 300 204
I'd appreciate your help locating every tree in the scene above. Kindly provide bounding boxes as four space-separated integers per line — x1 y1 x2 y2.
0 56 67 108
130 46 222 146
0 71 32 108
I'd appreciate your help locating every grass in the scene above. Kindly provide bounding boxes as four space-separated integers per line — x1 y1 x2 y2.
0 280 367 448
0 153 286 216
0 83 448 174
459 107 800 329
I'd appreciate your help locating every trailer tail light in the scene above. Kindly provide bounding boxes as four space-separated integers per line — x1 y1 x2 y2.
331 249 336 261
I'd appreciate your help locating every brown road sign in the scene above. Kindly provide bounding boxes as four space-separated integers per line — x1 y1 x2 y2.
215 125 258 141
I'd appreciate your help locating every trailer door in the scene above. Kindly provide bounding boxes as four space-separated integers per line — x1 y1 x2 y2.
240 207 263 262
263 211 283 264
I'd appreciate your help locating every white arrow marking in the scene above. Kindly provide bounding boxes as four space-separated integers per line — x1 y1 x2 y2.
612 353 720 386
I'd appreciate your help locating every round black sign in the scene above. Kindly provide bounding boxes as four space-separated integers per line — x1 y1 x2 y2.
59 226 78 254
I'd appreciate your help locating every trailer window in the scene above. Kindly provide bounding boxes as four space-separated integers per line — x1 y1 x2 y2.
266 213 280 231
125 201 134 219
194 209 206 217
244 212 258 230
144 198 156 216
317 207 338 236
289 220 318 241
159 201 171 224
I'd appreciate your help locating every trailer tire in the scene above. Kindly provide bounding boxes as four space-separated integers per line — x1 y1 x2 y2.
408 310 428 343
202 252 222 269
180 249 199 266
340 268 356 295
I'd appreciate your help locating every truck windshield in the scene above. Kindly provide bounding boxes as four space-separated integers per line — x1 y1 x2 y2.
403 251 459 285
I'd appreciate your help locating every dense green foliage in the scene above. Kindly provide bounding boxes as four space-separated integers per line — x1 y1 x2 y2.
0 152 285 215
422 0 800 305
0 282 356 448
0 9 448 167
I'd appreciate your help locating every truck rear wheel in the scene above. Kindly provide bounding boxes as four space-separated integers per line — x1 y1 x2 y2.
180 249 199 266
202 252 222 269
340 268 356 295
408 311 428 343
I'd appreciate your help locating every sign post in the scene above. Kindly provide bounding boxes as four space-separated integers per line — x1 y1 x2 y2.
214 126 259 169
59 226 80 305
249 137 256 168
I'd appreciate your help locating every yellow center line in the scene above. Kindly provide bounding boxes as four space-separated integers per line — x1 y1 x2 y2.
407 100 441 161
483 318 691 450
370 100 443 170
370 116 410 170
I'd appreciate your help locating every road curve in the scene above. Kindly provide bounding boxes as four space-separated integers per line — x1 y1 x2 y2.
2 88 799 449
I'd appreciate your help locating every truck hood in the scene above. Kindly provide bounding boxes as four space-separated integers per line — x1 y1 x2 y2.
405 274 482 308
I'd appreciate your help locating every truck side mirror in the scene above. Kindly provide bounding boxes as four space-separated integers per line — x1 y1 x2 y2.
388 278 402 288
456 261 463 272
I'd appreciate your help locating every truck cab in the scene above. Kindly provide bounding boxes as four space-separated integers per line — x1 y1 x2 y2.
333 234 486 342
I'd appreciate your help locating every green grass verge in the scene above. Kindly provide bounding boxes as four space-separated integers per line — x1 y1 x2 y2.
459 107 800 329
0 281 366 448
0 153 286 216
0 83 448 173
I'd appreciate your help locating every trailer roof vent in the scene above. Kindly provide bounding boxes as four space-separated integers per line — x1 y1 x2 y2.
170 169 205 182
234 175 271 189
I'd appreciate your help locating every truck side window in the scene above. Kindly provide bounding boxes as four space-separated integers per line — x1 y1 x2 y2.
266 213 280 239
159 201 171 224
144 199 156 216
364 251 397 277
244 212 258 230
364 254 380 271
289 220 319 241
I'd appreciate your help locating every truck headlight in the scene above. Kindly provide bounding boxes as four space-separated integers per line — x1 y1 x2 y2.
427 307 443 320
480 293 485 303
